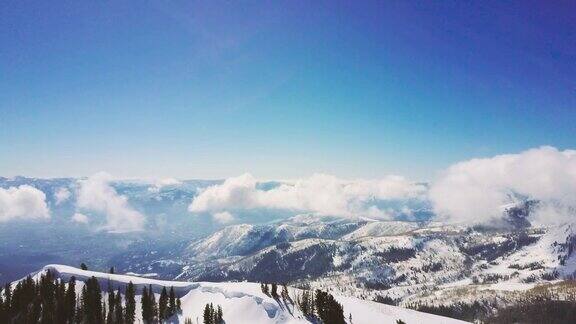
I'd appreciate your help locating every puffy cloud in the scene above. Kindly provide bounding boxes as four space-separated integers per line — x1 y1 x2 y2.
77 172 145 232
54 187 71 205
71 212 89 224
148 178 182 193
430 146 576 225
212 211 235 224
0 185 50 222
189 173 426 218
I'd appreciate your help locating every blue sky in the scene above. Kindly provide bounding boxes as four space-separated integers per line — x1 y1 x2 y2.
1 1 575 180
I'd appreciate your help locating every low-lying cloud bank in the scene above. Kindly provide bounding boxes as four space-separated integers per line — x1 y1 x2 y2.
430 146 576 225
0 185 50 222
77 172 145 232
189 146 576 226
189 173 426 219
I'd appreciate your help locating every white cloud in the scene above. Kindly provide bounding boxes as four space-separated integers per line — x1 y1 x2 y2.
71 212 89 224
77 172 145 232
54 187 71 205
148 178 182 193
0 185 50 222
189 173 425 218
212 211 235 224
430 146 576 225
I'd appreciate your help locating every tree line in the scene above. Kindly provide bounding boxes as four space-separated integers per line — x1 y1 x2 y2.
296 288 345 324
202 303 223 324
0 270 182 323
260 282 345 324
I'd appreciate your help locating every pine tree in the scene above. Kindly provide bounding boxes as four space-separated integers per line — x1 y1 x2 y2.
142 286 150 323
124 282 136 324
203 303 211 324
169 286 176 317
109 267 115 274
80 263 88 270
114 292 123 324
271 283 278 298
40 270 56 324
83 276 103 324
281 284 290 302
298 290 315 318
314 289 344 324
176 297 182 313
216 305 223 323
209 303 215 324
159 287 168 320
3 283 11 311
55 280 67 324
149 285 158 322
107 285 115 324
65 276 76 323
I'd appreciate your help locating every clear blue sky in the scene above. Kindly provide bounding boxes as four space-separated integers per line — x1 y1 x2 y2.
1 1 575 180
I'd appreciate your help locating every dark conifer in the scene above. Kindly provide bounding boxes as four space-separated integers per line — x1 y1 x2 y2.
124 282 136 324
169 286 176 316
203 303 211 324
159 287 168 319
216 305 223 323
149 285 158 322
65 276 76 323
271 283 278 298
114 292 123 324
141 286 150 323
107 285 115 324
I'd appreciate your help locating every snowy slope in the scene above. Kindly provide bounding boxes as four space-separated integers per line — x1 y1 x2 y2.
24 265 468 324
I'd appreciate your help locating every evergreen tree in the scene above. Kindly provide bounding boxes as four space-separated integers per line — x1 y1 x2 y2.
158 287 168 320
65 276 76 323
203 303 211 324
80 263 88 270
107 285 115 324
216 305 223 323
28 295 42 323
124 282 136 324
55 280 67 324
40 270 56 324
82 276 103 324
281 284 290 302
271 283 278 298
298 290 314 317
261 283 269 296
142 285 157 323
114 292 123 324
109 267 115 274
169 286 177 316
176 298 182 313
209 303 215 324
149 285 158 322
3 283 11 311
142 286 150 323
314 290 345 324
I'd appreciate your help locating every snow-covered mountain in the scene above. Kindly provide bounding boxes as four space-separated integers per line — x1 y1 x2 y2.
170 213 576 309
14 265 467 324
3 176 576 320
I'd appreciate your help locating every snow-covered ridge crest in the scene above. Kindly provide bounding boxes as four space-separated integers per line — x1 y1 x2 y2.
21 264 468 324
